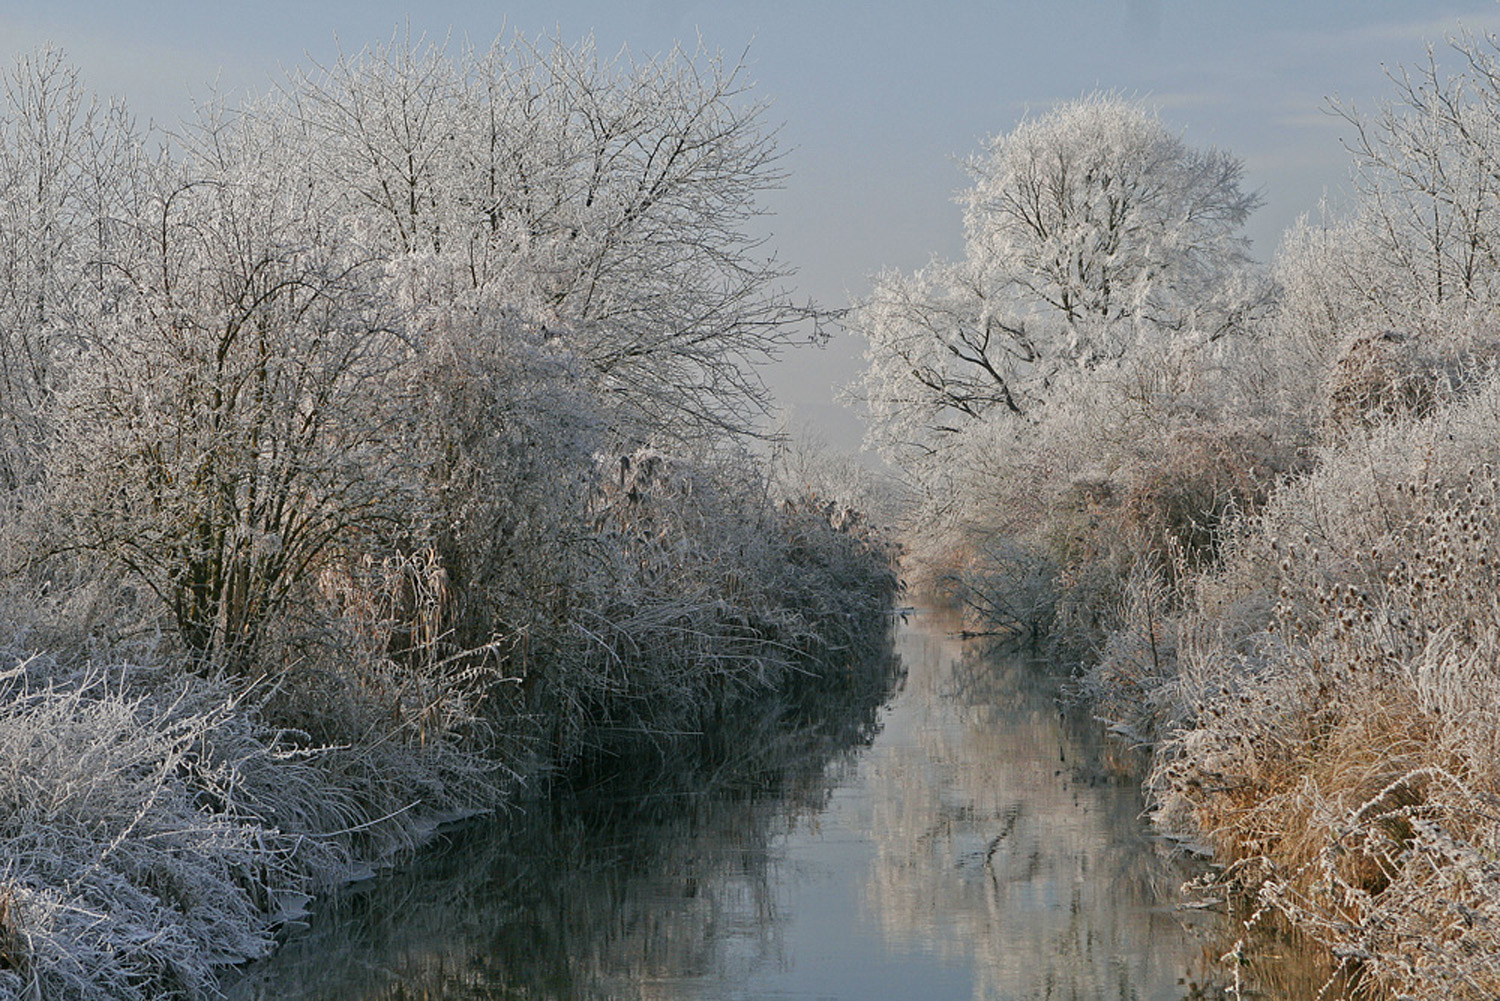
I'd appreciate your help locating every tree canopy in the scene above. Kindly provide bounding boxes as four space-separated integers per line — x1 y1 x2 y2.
850 93 1263 465
0 35 820 664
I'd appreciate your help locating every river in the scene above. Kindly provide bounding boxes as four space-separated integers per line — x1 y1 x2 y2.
227 608 1240 1000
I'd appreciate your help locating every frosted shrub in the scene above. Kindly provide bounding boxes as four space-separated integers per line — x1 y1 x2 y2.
1075 559 1182 744
523 447 899 762
0 642 508 1001
45 164 412 670
929 368 1305 654
1138 373 1500 998
767 421 911 532
0 655 330 999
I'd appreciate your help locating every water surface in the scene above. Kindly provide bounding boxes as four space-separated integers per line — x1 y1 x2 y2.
229 610 1227 1000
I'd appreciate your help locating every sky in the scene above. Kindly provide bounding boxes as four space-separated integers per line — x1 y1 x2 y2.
6 1 1500 449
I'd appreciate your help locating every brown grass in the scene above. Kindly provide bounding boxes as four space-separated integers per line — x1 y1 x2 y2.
1117 423 1306 577
0 883 24 977
1158 660 1500 997
1145 423 1500 998
1325 332 1438 436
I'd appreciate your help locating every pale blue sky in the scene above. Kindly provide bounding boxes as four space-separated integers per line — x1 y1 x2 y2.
6 1 1500 444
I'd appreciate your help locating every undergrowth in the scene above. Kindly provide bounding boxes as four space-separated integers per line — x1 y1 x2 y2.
1082 374 1500 999
0 649 497 1001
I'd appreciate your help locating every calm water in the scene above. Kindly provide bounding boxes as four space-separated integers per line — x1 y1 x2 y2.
228 610 1234 1000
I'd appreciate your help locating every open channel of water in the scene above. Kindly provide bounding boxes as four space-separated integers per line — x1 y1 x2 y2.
227 609 1245 1000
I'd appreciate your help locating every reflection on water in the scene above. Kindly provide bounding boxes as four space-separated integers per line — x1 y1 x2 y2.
228 611 1232 1000
865 617 1212 999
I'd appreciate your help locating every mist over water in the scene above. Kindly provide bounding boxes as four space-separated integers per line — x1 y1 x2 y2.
228 611 1230 1000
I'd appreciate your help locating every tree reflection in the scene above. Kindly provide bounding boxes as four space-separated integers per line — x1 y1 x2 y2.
226 634 904 1001
862 621 1218 999
228 614 1329 1001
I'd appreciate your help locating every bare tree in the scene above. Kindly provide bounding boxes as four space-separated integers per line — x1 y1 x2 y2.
49 107 415 666
278 32 815 445
850 93 1263 466
1313 32 1500 330
0 48 142 494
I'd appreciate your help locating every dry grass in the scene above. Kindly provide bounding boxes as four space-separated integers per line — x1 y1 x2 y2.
1164 670 1500 999
0 637 508 1001
1130 375 1500 999
1325 332 1439 436
0 883 25 993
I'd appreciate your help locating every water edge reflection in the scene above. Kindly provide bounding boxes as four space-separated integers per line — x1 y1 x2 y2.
226 610 1282 1000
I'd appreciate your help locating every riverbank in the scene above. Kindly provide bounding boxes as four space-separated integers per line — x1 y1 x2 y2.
846 27 1500 995
223 609 1220 1001
1100 376 1500 999
916 364 1500 999
0 487 898 1001
0 38 907 1001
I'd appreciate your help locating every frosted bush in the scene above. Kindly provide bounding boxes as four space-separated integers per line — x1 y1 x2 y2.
0 637 514 1001
1127 371 1500 998
0 655 318 998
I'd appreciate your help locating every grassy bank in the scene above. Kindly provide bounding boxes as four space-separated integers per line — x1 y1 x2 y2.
847 29 1500 999
223 610 903 1000
900 325 1500 1000
0 473 898 1000
1116 378 1500 998
0 38 901 1000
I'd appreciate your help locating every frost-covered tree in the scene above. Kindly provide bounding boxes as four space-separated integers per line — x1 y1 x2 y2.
277 33 811 445
1285 32 1500 342
0 48 142 493
964 94 1260 335
48 111 416 666
851 94 1263 465
11 34 823 666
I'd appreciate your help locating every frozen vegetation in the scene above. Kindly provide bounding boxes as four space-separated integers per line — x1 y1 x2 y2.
0 36 898 1000
18 14 1500 1000
850 30 1500 1001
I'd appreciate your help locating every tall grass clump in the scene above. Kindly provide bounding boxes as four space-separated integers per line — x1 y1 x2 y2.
0 645 503 1001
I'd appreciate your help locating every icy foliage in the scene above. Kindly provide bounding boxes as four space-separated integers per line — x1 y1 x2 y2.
1131 377 1500 998
272 32 814 444
0 35 898 1000
1077 33 1500 998
0 647 500 1001
849 92 1265 473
